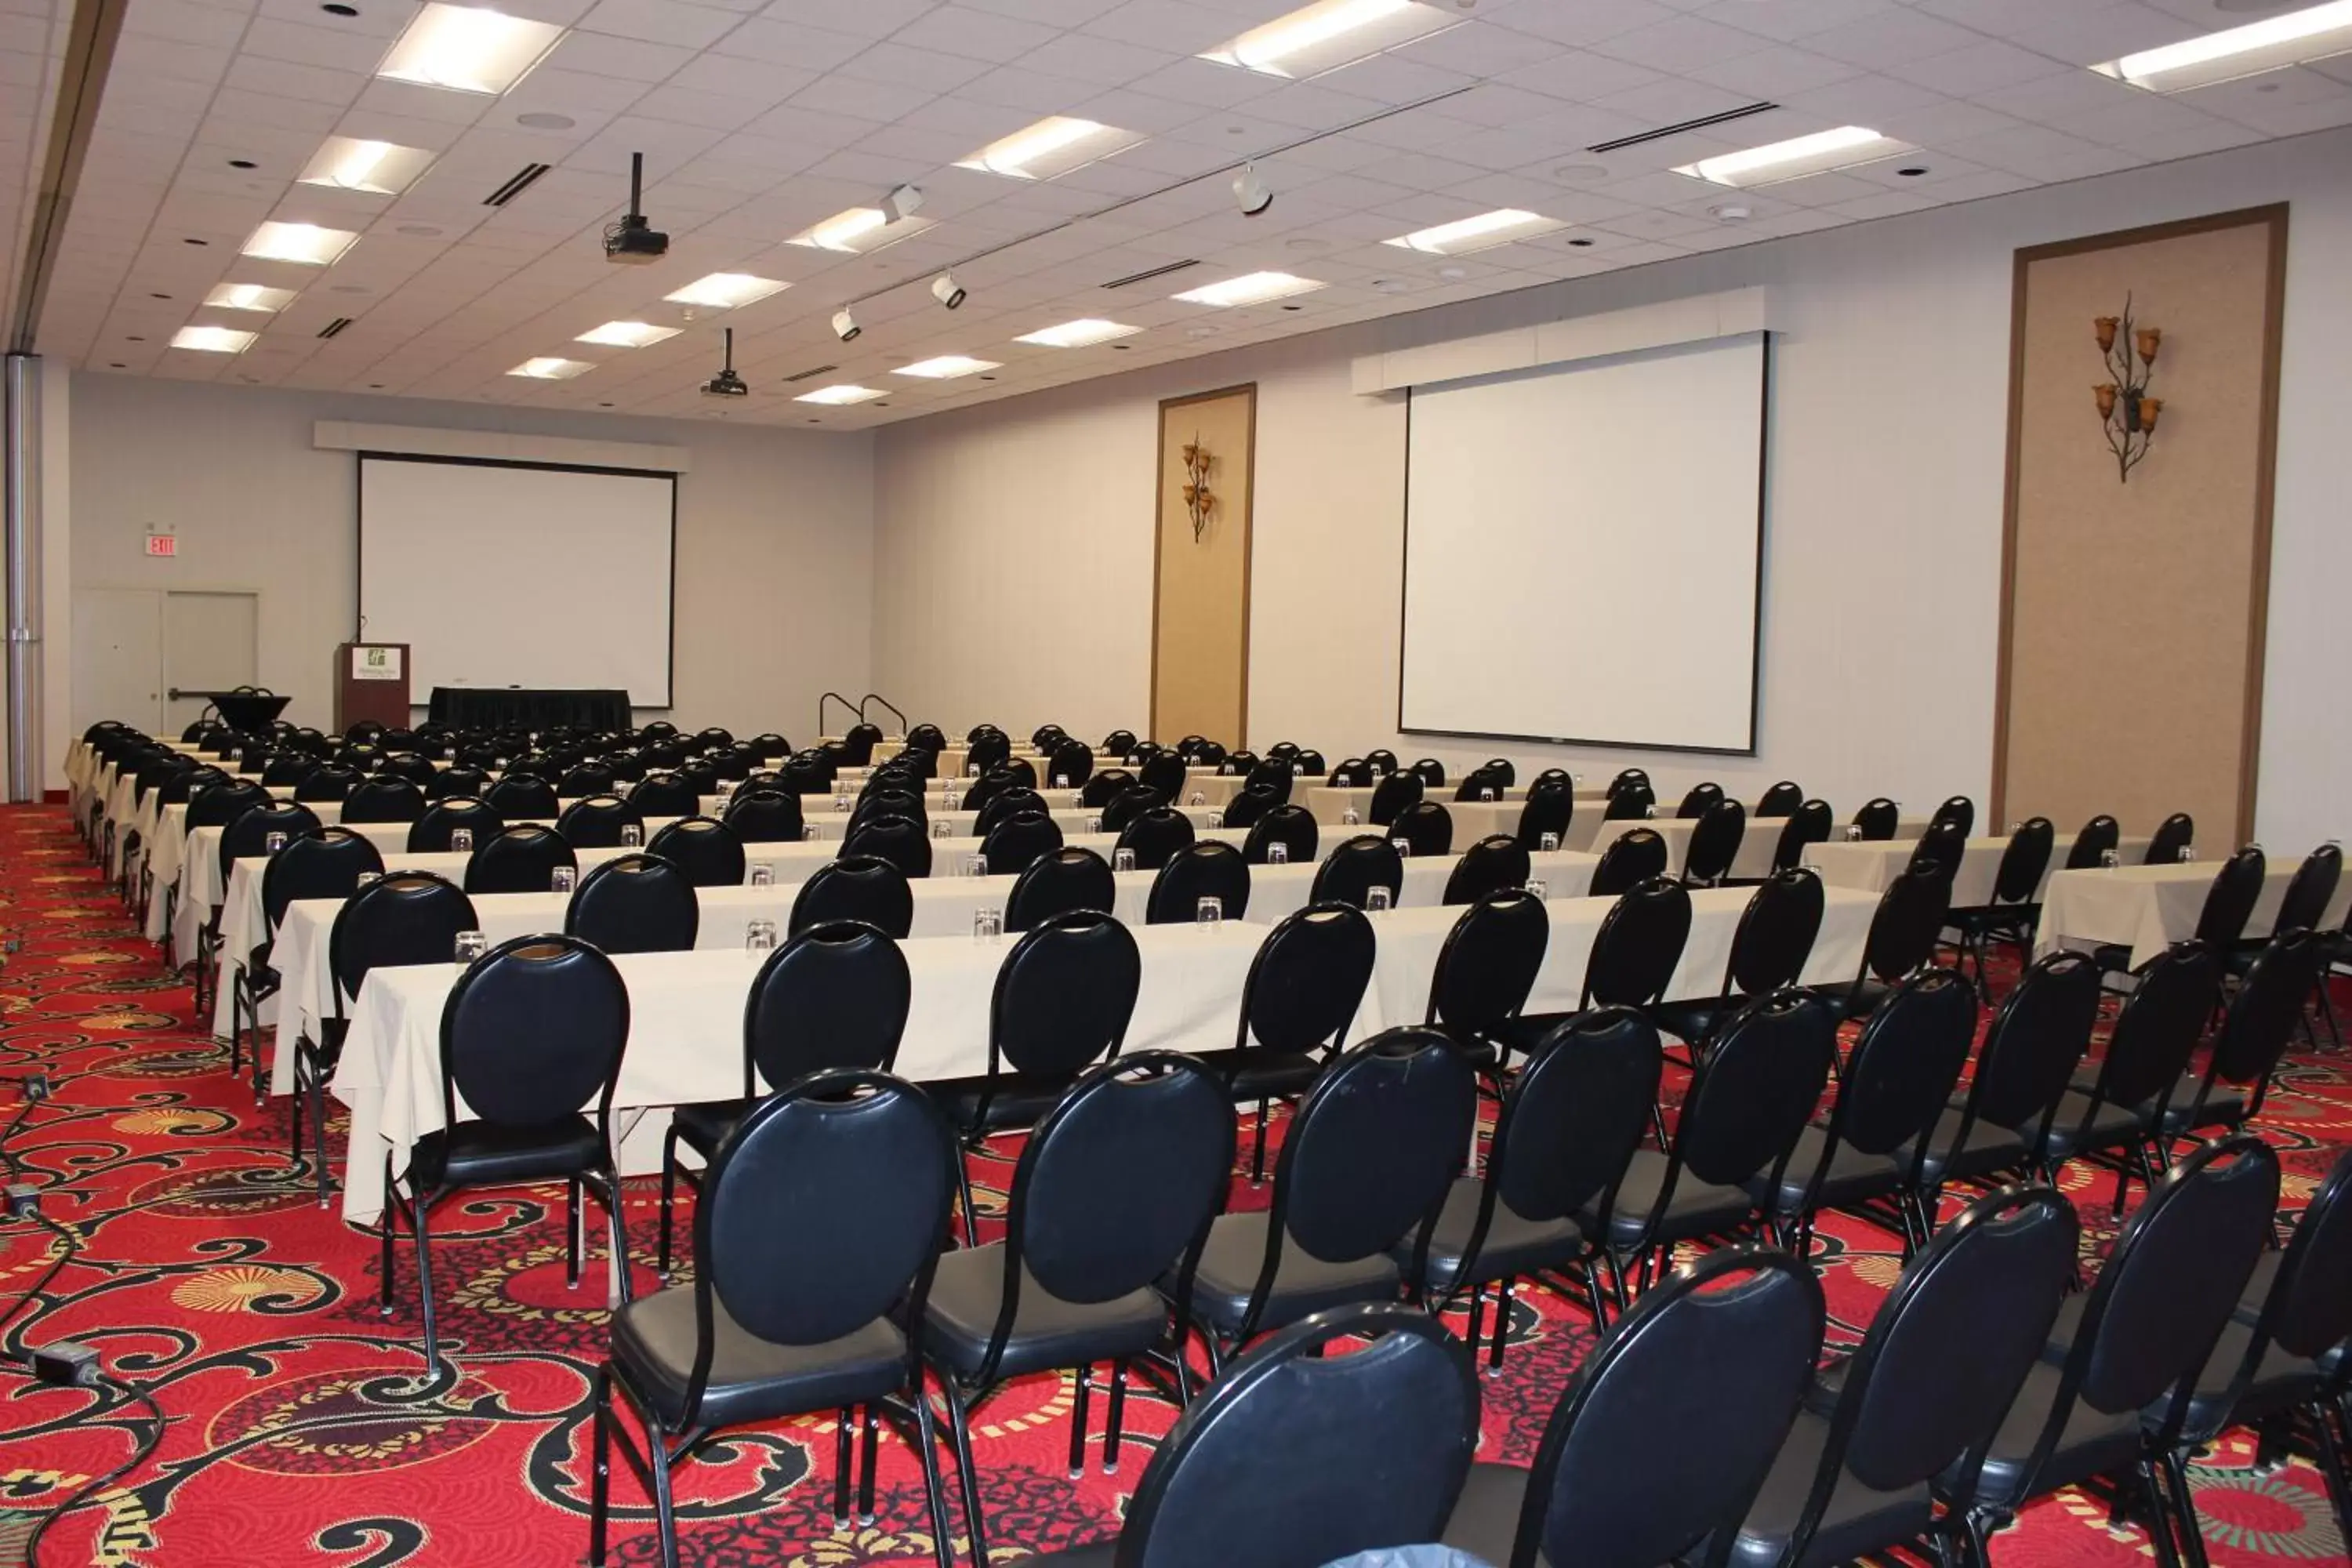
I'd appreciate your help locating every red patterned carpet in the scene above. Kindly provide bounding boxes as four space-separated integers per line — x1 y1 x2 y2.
1 800 2347 1566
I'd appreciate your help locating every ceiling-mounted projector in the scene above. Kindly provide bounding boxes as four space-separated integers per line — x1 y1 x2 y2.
603 152 669 264
701 328 748 397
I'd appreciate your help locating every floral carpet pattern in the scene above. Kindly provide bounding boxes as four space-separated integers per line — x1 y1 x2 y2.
0 801 2346 1566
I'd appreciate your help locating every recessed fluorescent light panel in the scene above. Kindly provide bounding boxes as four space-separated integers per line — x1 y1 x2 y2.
956 117 1145 180
296 136 434 195
377 3 564 94
663 273 790 309
171 325 257 353
893 355 1000 379
2092 0 2352 89
1384 209 1565 256
787 206 936 254
1015 318 1142 348
795 384 887 405
1673 126 1915 187
204 282 296 313
575 320 681 347
508 357 592 379
241 221 359 265
1173 271 1326 307
1203 0 1456 78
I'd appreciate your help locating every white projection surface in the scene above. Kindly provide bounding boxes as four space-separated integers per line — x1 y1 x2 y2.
1399 333 1768 753
358 456 677 706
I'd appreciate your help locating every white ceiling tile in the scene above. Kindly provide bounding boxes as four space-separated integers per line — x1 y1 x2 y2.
888 4 1063 60
834 39 994 93
1883 39 2071 96
1495 49 1665 104
758 0 942 34
710 18 875 69
1015 31 1175 85
543 30 700 82
786 72 937 119
956 62 1106 111
1681 43 1862 98
578 0 746 46
1970 67 2147 126
1696 0 1894 45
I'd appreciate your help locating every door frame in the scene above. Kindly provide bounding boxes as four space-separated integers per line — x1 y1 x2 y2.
158 586 263 713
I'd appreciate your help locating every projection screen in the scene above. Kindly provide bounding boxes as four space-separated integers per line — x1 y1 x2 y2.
1397 332 1769 753
358 454 677 707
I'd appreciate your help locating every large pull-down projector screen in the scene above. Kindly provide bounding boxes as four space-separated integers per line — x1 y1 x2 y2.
358 454 677 706
1398 332 1768 753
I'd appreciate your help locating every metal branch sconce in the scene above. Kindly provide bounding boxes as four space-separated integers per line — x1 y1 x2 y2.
1181 435 1216 543
2093 294 2166 482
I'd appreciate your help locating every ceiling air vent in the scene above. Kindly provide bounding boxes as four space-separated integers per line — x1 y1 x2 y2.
1101 258 1199 290
316 317 354 339
484 163 552 207
1587 103 1777 154
782 363 838 383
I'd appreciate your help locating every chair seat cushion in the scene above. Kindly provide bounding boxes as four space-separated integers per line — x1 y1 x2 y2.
2157 1076 2248 1134
1814 978 1892 1021
1441 1461 1549 1568
1582 1148 1755 1250
1402 1176 1584 1294
1195 1049 1326 1102
1747 1127 1902 1218
1724 1406 1934 1568
1488 1014 1571 1058
2178 1318 2327 1440
924 1243 1170 1383
1946 1358 2140 1508
1901 1106 2028 1186
612 1284 910 1429
934 1076 1080 1135
408 1113 604 1191
2026 1091 2146 1160
670 1098 751 1160
1176 1210 1400 1338
1650 999 1728 1049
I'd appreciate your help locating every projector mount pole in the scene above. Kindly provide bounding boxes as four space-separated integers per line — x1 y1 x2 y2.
3 352 42 803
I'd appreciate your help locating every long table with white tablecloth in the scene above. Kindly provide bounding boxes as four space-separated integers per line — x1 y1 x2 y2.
2034 859 2352 971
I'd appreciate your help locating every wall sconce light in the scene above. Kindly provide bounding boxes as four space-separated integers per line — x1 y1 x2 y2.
2093 294 2165 482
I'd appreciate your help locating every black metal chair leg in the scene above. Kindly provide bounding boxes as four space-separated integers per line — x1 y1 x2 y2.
833 1406 854 1526
939 1376 988 1566
957 1156 982 1248
906 1377 958 1568
589 1364 614 1566
1250 1100 1270 1184
858 1403 880 1525
1489 1279 1513 1372
656 1128 680 1276
2136 1457 2184 1568
645 1417 682 1568
1105 1359 1129 1474
565 1175 583 1288
313 1075 334 1208
2162 1446 2212 1568
2312 1398 2352 1544
410 1187 444 1385
378 1155 397 1313
1068 1363 1092 1478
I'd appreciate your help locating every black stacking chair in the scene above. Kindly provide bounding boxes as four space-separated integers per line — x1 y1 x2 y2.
2041 942 2218 1214
1410 757 1446 788
861 783 935 833
259 753 317 788
1147 840 1250 925
1604 781 1655 821
1137 751 1186 797
1363 747 1400 776
789 855 911 938
1930 795 1975 837
984 811 1065 877
1112 806 1191 871
1756 781 1805 818
1220 783 1279 829
1368 771 1424 827
195 797 319 1011
1007 847 1115 931
2164 928 2323 1142
843 814 931 880
1203 902 1378 1181
2060 812 2122 871
1515 779 1575 851
1292 748 1327 775
407 797 503 854
720 788 804 844
1946 816 2055 987
748 731 794 762
1243 758 1294 802
1311 833 1403 911
1950 1136 2278 1563
1392 799 1454 858
378 752 437 786
2098 851 2263 993
1031 723 1069 755
426 765 490 802
1851 798 1900 841
927 1054 1236 1565
1906 949 2100 1217
1405 1008 1656 1368
1906 819 1969 884
1424 887 1550 1088
557 763 615 799
1755 799 1834 880
1653 867 1824 1059
1592 991 1838 1302
565 853 698 955
1099 785 1164 833
1822 868 1949 1023
1028 1301 1479 1568
1444 833 1531 906
1179 1030 1476 1364
940 911 1142 1241
1590 827 1669 896
965 731 1011 777
644 816 745 887
654 920 910 1275
1243 804 1317 866
383 934 630 1384
1454 763 1510 802
482 775 558 819
464 823 577 895
556 794 645 850
2145 811 2195 865
231 826 383 1096
1760 967 1977 1258
1099 728 1137 757
1047 738 1094 788
1676 782 1724 820
592 1070 956 1568
2237 843 2339 982
342 775 426 827
1683 798 1747 886
1080 768 1135 808
1719 1185 2080 1568
1440 1247 1826 1568
629 772 701 818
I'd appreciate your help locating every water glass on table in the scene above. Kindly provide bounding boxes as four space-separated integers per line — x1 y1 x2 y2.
1113 848 1135 873
1196 896 1222 928
749 862 773 887
973 907 1003 942
550 865 576 895
1366 886 1392 913
745 918 779 953
621 824 644 848
1268 843 1289 866
450 829 474 854
453 930 488 970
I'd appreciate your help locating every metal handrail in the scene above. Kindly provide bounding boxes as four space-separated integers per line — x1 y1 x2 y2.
858 693 907 735
818 691 858 737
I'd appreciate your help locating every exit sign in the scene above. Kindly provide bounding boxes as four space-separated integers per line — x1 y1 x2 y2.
143 534 176 558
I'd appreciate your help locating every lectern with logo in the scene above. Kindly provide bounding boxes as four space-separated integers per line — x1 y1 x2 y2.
336 643 411 732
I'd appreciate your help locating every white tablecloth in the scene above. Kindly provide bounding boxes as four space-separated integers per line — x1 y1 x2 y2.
1809 833 2152 909
2033 860 2352 969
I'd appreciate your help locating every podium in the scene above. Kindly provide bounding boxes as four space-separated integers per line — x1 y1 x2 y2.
205 691 292 733
336 643 411 732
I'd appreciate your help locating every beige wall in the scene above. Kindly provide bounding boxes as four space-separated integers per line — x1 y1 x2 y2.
67 374 876 741
874 126 2352 850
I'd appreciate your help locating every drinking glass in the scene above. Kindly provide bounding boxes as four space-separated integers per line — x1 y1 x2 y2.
1268 843 1289 865
931 820 951 839
1342 808 1361 827
1114 848 1136 873
1086 814 1103 834
1207 811 1224 829
264 830 289 854
1196 895 1222 927
1391 836 1412 859
745 918 778 953
622 824 644 848
550 865 577 895
1292 761 1305 775
2100 849 2120 869
453 930 488 969
1365 886 1393 913
944 789 961 812
966 852 988 877
833 792 850 813
1539 832 1560 853
1844 825 1863 842
967 763 980 778
716 780 734 803
2009 821 2022 834
2176 846 2196 863
802 825 820 841
1189 791 1207 807
1525 878 1548 900
1642 804 1656 819
974 907 1003 941
1052 774 1069 789
1479 787 1494 802
450 828 474 854
750 862 774 887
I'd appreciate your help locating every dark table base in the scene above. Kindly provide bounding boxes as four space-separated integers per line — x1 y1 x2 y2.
426 688 633 731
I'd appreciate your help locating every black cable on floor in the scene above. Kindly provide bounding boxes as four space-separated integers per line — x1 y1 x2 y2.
16 1375 167 1568
0 1212 79 1354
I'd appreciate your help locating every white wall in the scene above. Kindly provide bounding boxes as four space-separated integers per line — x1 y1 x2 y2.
873 127 2352 849
68 376 875 743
